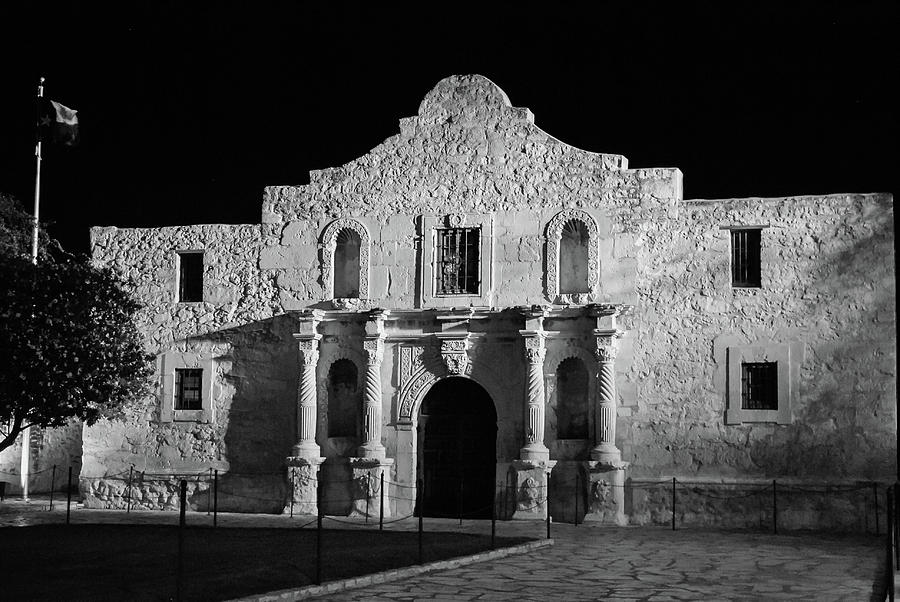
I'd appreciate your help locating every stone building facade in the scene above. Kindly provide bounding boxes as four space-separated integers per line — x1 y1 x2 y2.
73 75 894 527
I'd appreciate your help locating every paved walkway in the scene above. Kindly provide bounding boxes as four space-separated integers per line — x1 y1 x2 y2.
1 496 888 601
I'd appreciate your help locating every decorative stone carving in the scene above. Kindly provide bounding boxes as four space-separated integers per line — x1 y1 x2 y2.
445 213 466 227
545 209 600 302
594 336 619 362
592 333 621 464
321 218 371 300
520 332 549 461
294 335 322 458
285 456 324 515
440 338 469 375
583 461 629 526
359 337 385 458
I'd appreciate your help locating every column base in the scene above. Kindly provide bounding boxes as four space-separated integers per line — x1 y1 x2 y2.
347 457 394 519
590 444 622 464
292 442 323 458
356 443 387 460
284 456 324 516
508 460 556 520
518 443 551 463
582 460 629 526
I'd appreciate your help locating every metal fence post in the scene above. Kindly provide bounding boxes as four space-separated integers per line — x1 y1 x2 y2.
207 468 212 516
895 483 899 568
379 471 384 531
546 472 551 539
671 477 676 531
574 472 579 526
875 482 880 536
491 482 497 549
418 478 424 565
316 498 323 585
66 466 72 525
177 479 186 601
126 466 133 513
49 465 56 511
458 475 464 526
213 469 218 528
887 485 894 602
773 480 777 535
365 475 370 524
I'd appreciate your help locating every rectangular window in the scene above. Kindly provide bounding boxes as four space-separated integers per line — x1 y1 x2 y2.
178 252 204 302
731 229 761 287
174 368 203 411
741 362 777 410
435 228 480 295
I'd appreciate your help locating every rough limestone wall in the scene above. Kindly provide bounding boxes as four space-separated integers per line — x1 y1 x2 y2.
614 193 895 488
259 75 678 310
84 225 293 510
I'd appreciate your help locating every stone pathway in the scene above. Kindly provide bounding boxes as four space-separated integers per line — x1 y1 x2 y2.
0 497 888 601
310 525 886 601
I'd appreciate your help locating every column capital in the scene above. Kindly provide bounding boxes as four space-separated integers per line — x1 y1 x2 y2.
296 335 322 366
593 330 623 363
520 330 547 364
362 337 384 366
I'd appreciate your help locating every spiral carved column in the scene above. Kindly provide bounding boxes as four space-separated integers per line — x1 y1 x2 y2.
292 336 322 458
519 334 550 462
358 337 386 459
592 335 621 463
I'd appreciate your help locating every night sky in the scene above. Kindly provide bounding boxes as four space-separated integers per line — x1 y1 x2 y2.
0 1 896 254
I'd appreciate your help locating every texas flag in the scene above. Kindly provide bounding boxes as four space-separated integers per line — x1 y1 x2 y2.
38 98 79 146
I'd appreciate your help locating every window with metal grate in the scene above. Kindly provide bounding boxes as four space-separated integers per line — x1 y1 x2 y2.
175 368 203 410
741 362 777 410
731 228 761 287
435 228 480 295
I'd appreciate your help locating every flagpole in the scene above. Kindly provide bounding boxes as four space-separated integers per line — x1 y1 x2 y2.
21 76 44 501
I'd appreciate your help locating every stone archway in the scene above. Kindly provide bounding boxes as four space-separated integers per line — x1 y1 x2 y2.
418 377 497 518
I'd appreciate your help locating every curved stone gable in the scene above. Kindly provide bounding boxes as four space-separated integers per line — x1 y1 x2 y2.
263 74 635 224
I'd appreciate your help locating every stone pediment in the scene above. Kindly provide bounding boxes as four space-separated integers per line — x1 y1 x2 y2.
262 74 630 224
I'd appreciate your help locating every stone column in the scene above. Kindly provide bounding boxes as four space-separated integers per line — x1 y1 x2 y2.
292 335 323 458
358 337 386 459
511 326 554 520
286 313 325 516
519 333 549 462
591 334 622 464
347 310 393 518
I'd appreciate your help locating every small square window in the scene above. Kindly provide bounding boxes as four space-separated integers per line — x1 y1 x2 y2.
175 368 203 410
435 228 480 295
731 229 761 288
178 252 204 302
741 362 777 410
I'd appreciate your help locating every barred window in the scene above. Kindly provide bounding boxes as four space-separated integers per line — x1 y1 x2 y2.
731 229 761 287
178 252 204 302
741 362 777 410
175 369 203 411
435 228 480 295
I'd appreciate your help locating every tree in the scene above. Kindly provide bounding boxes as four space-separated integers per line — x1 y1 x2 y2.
0 194 153 453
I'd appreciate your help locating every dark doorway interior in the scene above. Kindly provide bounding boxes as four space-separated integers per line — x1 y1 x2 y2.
419 377 497 518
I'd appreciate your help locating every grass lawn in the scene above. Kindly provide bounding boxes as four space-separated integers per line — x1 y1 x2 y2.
2 524 531 601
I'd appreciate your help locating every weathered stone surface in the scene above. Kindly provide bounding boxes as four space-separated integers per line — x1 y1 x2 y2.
71 75 893 527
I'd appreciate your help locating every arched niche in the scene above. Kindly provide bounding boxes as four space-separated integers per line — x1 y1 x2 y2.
545 209 600 304
321 218 370 301
327 358 359 438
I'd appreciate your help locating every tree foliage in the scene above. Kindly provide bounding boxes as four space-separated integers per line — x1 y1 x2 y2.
0 195 153 453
